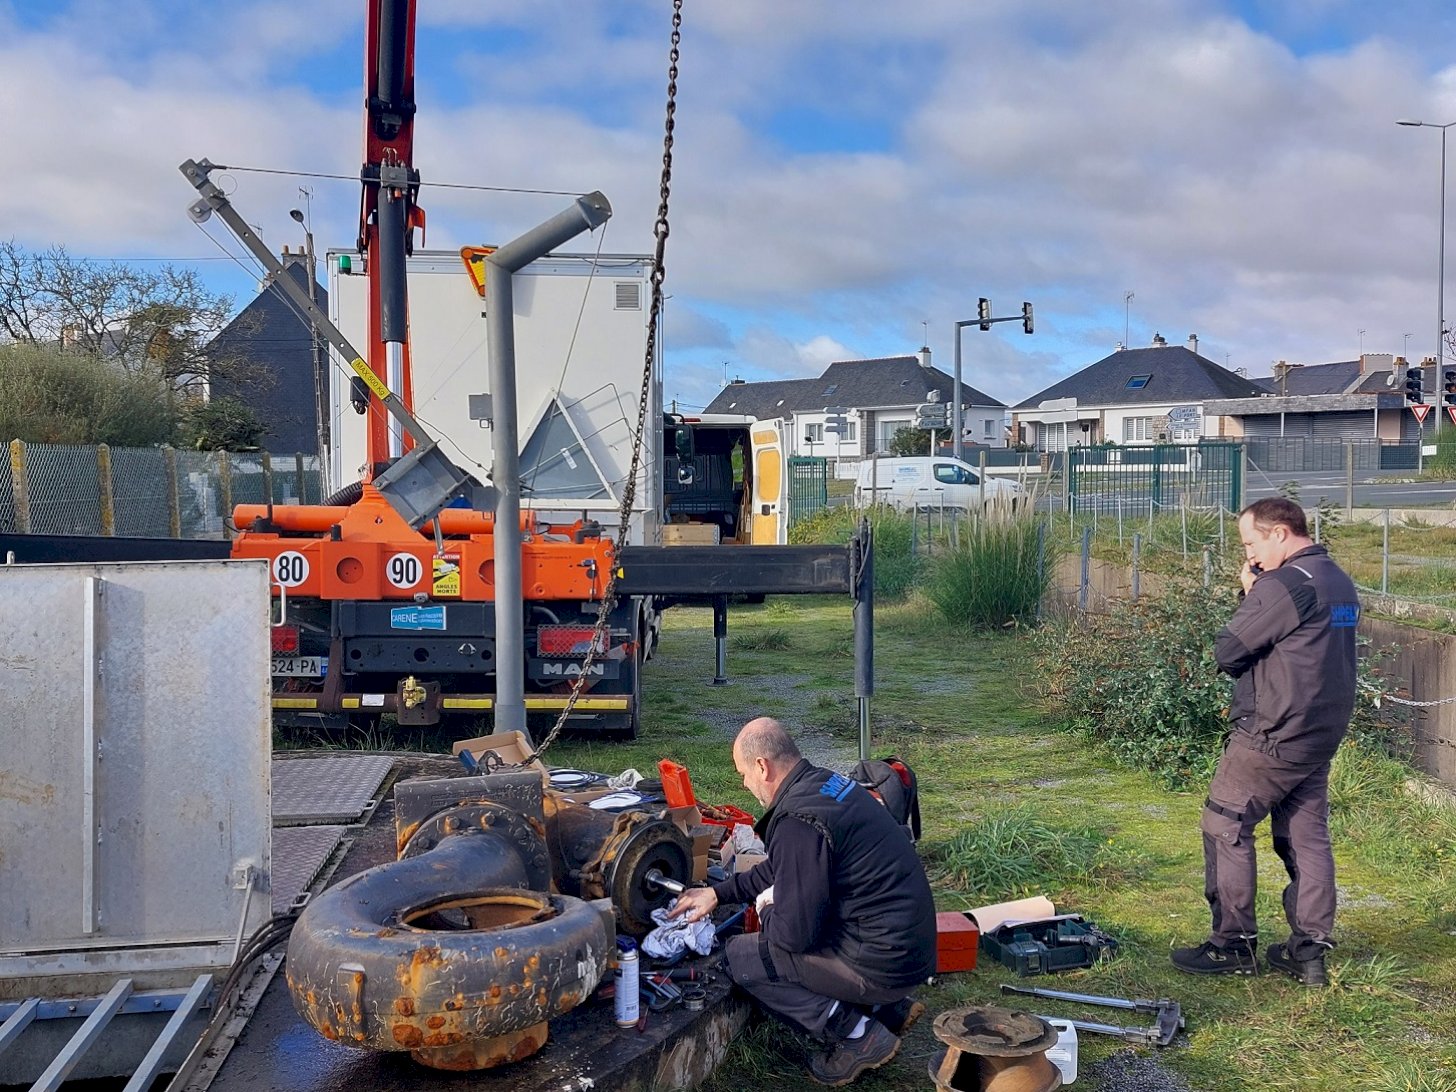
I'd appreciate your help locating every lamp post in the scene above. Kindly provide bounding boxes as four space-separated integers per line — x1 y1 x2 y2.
952 318 975 461
1397 118 1455 435
289 205 329 464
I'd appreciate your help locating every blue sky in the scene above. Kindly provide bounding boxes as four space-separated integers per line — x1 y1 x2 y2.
4 0 1456 412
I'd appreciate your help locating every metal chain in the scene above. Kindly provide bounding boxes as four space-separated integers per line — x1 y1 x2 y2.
518 0 682 767
1374 691 1456 709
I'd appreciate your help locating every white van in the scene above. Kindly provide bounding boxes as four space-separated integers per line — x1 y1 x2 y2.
854 456 1021 512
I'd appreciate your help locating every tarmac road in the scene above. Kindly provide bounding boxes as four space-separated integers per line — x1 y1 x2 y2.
1242 469 1456 508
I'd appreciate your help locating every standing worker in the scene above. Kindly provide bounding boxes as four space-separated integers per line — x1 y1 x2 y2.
1171 497 1360 987
668 718 935 1086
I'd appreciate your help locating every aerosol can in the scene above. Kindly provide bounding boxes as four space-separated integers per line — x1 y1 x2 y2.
614 936 640 1028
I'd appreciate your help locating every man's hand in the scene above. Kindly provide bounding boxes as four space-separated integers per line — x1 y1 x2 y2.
665 886 718 924
1239 561 1259 594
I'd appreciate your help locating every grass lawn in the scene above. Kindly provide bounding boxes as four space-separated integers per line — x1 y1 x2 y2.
545 596 1456 1092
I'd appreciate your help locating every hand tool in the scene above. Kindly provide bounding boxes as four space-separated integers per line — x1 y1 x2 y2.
999 984 1183 1047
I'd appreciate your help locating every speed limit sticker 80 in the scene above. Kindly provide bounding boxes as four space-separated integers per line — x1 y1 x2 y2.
386 552 425 589
273 551 310 587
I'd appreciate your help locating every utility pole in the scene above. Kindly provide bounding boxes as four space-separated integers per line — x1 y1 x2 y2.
290 200 328 470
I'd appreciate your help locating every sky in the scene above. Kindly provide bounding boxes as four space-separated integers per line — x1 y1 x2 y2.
4 0 1456 414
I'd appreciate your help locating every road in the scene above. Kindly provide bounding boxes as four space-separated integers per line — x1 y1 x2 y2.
1241 469 1456 508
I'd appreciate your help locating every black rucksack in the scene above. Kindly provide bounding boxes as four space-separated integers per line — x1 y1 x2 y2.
851 756 922 842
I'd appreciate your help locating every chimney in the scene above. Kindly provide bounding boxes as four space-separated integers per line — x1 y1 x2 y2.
1358 353 1393 374
1151 332 1167 347
917 345 932 369
1187 333 1199 354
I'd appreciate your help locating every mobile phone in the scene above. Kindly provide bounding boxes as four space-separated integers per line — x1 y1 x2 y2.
1249 562 1264 575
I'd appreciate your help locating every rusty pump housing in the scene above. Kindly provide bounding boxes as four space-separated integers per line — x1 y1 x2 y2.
285 770 695 1071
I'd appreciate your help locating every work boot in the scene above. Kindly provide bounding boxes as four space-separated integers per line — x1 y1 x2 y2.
1266 942 1328 987
1170 939 1260 976
873 996 926 1037
808 1019 901 1086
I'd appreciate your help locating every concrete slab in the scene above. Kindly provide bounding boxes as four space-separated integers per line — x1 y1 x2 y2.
208 755 750 1092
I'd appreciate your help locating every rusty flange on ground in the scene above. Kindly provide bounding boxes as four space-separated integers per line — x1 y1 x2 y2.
927 1004 1062 1092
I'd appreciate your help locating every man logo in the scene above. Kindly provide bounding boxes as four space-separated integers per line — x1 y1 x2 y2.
540 662 606 677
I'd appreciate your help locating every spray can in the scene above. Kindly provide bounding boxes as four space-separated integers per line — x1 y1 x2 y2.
614 936 640 1028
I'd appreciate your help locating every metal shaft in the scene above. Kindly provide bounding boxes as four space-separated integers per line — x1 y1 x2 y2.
643 868 685 894
1001 983 1138 1011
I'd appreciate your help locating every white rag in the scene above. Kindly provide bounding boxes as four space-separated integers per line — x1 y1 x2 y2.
731 824 765 854
641 899 716 960
755 885 775 913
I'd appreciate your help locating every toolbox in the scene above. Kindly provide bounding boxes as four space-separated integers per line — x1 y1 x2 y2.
934 912 980 973
979 914 1118 977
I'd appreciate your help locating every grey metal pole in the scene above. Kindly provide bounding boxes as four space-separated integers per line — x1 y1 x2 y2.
1314 506 1321 544
1345 442 1355 519
1132 532 1142 601
1035 519 1046 622
485 192 612 736
1203 547 1212 588
854 521 874 763
1441 125 1448 437
1382 508 1390 595
1079 525 1091 611
953 319 972 462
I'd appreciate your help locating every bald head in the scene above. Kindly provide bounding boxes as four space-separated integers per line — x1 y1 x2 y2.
732 717 802 807
735 717 802 765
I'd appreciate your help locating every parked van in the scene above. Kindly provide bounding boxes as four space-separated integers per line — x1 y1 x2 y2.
854 456 1021 512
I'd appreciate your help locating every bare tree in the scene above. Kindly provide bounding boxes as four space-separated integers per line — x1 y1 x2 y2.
0 241 260 392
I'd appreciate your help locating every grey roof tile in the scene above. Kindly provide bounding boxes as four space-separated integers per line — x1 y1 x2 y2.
1013 345 1265 409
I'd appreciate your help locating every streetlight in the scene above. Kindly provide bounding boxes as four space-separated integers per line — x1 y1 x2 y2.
1397 117 1456 435
289 203 328 464
952 318 975 461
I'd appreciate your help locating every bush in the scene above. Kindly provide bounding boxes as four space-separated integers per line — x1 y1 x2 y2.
788 504 923 600
1028 576 1238 787
933 805 1147 902
0 343 175 445
925 509 1051 629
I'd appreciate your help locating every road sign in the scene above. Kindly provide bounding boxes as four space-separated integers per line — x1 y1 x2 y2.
826 414 849 435
1412 403 1432 425
1168 405 1201 428
916 417 945 430
1447 406 1456 427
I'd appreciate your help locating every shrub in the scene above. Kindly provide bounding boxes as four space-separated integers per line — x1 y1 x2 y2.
0 343 175 446
1028 576 1237 787
933 805 1147 902
925 510 1051 629
788 504 923 600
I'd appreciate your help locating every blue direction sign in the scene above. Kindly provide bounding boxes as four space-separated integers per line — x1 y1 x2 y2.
390 605 447 631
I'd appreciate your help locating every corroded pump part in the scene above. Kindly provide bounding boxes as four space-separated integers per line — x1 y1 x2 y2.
927 1005 1062 1092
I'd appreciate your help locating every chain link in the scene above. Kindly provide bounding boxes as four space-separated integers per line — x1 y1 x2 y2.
519 0 682 766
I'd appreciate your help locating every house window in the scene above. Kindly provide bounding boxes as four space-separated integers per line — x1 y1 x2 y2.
1123 417 1152 443
878 418 911 449
1040 421 1068 451
1126 375 1152 389
805 423 825 443
983 419 996 438
838 421 858 442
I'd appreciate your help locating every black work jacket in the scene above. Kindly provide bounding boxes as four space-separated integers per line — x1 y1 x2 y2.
1214 544 1360 762
711 759 936 988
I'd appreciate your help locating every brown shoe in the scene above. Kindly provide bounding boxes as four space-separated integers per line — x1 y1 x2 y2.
808 1019 901 1086
875 997 926 1036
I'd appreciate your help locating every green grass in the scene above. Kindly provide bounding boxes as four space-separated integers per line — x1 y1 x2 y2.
277 594 1456 1089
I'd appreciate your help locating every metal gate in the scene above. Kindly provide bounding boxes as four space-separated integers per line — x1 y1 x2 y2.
1067 442 1242 514
788 456 829 526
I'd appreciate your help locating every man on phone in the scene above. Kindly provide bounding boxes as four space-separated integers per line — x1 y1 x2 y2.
1171 497 1360 986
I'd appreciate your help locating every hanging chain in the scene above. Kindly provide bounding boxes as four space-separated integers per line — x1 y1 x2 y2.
517 0 682 766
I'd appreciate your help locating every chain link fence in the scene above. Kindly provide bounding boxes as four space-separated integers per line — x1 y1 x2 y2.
4 439 322 539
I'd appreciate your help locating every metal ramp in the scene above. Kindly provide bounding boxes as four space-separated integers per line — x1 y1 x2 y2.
0 975 213 1091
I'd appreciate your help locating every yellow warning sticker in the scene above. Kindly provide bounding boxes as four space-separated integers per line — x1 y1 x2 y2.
349 358 391 401
433 554 462 597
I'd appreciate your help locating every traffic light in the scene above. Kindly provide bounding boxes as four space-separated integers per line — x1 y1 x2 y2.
1022 301 1034 335
1444 370 1456 405
978 297 992 331
1405 366 1424 404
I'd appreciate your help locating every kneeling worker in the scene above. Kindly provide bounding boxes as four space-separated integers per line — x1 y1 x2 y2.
668 718 935 1086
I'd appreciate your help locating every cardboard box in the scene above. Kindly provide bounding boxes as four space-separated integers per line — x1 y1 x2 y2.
935 911 980 973
733 850 768 874
663 522 721 546
451 731 546 782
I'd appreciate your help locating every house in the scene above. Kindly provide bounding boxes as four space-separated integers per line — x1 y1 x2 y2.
208 249 327 457
704 348 1007 458
1202 354 1429 443
1012 334 1265 450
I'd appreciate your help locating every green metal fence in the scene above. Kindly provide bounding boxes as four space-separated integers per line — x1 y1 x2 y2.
1067 442 1242 515
788 456 829 526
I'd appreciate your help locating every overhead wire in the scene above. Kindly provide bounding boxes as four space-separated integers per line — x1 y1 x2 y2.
211 162 585 197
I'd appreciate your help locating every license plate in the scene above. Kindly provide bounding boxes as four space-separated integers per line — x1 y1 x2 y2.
272 656 324 677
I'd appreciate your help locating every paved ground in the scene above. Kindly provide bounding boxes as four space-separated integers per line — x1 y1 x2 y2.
1242 468 1456 507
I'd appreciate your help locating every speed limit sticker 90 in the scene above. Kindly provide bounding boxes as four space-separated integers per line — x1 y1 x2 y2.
273 551 310 587
386 552 424 589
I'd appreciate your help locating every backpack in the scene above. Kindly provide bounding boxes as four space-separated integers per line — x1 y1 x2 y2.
851 756 922 842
